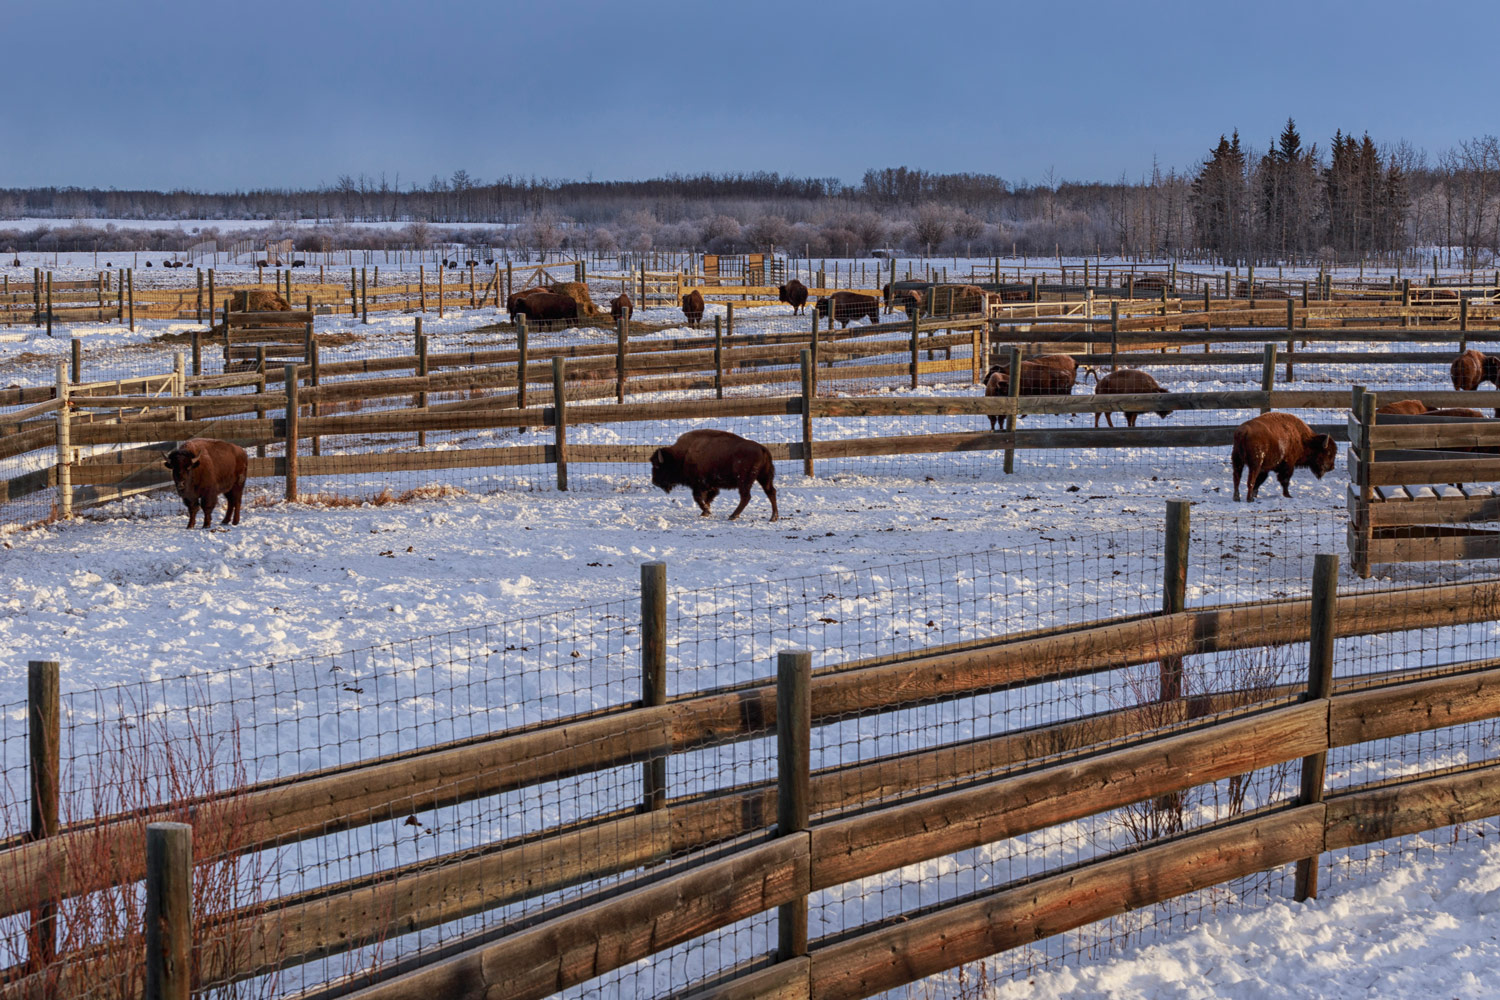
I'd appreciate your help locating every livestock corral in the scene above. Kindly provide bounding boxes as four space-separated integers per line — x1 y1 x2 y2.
5 252 1500 999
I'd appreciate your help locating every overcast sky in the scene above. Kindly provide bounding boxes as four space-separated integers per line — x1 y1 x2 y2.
2 0 1495 193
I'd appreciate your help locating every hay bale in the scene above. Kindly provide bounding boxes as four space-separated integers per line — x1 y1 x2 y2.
546 281 599 317
229 289 292 312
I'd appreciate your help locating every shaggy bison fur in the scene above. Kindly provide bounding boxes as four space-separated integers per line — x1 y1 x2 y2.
547 281 599 316
981 360 1077 431
814 291 879 328
610 293 634 322
649 429 778 521
163 438 248 529
506 287 550 317
1449 349 1500 391
778 279 809 314
512 291 579 324
1231 412 1338 502
1093 368 1174 428
1376 399 1434 416
681 289 706 327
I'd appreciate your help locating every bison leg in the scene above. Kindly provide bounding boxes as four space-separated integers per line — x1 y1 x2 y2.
200 492 219 528
1276 463 1295 498
185 501 198 529
1249 468 1271 502
728 484 754 520
760 475 779 522
224 485 243 525
1232 453 1246 502
693 488 718 516
1126 412 1138 428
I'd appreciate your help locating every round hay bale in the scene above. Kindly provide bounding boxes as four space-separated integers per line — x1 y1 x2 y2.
546 281 599 317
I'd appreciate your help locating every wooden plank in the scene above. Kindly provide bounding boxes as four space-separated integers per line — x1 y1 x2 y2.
72 417 281 446
810 702 1325 889
1366 529 1500 564
335 836 808 1000
1366 423 1500 450
1331 663 1500 746
298 447 552 477
1367 494 1500 526
1325 762 1500 849
0 467 53 504
679 958 809 1000
808 808 1324 1000
1362 455 1500 487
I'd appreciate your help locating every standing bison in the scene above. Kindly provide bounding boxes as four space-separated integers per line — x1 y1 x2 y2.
814 291 879 328
512 291 579 325
981 360 1077 431
778 280 809 315
610 293 634 322
1449 349 1500 391
649 429 778 521
1231 412 1338 502
681 289 706 327
1093 368 1173 428
163 438 248 529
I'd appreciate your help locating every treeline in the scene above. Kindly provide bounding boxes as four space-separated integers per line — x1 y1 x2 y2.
2 129 1497 264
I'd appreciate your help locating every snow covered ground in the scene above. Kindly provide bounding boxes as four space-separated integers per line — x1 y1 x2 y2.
3 253 1500 999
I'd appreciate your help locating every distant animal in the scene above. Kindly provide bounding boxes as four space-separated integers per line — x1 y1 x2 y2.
981 361 1076 431
1237 280 1289 299
930 284 988 315
1131 275 1175 296
8 258 18 267
649 428 778 521
880 285 924 318
511 291 579 324
814 291 879 328
446 260 458 269
105 262 112 268
1376 399 1433 416
1093 368 1174 428
778 279 809 315
1449 349 1500 392
681 289 705 327
163 438 248 530
256 260 269 268
1231 412 1338 502
291 260 307 267
484 259 495 266
145 261 153 267
610 293 634 322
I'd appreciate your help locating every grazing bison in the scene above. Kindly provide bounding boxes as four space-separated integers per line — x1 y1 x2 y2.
512 291 579 324
1231 412 1338 502
814 291 879 328
291 260 306 267
981 361 1077 431
1093 368 1173 428
681 289 706 327
1376 399 1433 416
885 286 924 318
1449 349 1500 391
778 279 809 315
649 429 778 521
610 293 634 322
163 438 248 530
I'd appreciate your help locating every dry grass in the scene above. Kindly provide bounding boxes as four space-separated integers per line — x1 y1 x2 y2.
292 484 470 508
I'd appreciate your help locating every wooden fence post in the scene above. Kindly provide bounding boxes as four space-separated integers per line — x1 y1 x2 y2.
617 313 629 403
800 349 814 478
70 338 81 384
190 330 201 380
438 264 445 319
713 315 724 399
776 649 811 962
552 356 568 491
1160 500 1191 701
27 659 59 971
54 364 71 520
419 264 426 313
1460 296 1469 353
126 267 134 331
516 315 529 434
971 328 981 383
144 822 192 1000
255 348 267 459
1003 345 1022 475
116 267 125 323
361 266 369 324
308 334 321 457
283 364 299 501
416 318 428 448
32 267 40 327
908 312 919 390
1351 387 1376 578
1285 299 1296 381
1294 552 1339 902
1401 278 1410 329
196 267 204 323
45 272 52 338
641 561 667 811
1110 301 1119 370
1260 343 1278 413
207 268 215 329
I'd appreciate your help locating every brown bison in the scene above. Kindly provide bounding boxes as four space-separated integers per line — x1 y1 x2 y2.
1376 399 1433 416
890 287 925 318
610 293 634 322
930 284 989 315
547 281 599 316
1231 412 1338 502
163 438 248 529
1424 407 1487 419
506 287 550 317
1093 368 1174 428
1236 280 1289 299
778 279 809 315
1449 349 1500 391
681 289 706 327
814 291 880 328
649 429 778 521
512 291 579 324
982 361 1077 431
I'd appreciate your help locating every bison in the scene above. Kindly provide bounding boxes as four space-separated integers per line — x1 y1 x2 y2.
681 289 706 327
1376 399 1433 416
163 438 248 530
1449 349 1500 392
930 284 988 315
291 260 307 267
506 287 550 317
814 291 879 328
511 291 579 325
1424 407 1487 419
1093 368 1174 428
982 361 1077 431
1231 412 1338 502
649 429 778 521
547 281 599 316
778 279 809 315
610 293 634 322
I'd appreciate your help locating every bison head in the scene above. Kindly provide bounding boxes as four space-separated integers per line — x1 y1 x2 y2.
1307 434 1338 478
1484 355 1500 387
163 447 199 476
649 448 679 493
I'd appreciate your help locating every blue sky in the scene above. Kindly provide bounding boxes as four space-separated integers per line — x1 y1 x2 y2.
2 0 1495 191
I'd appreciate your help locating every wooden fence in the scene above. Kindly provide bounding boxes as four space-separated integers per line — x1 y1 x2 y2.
4 546 1500 998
